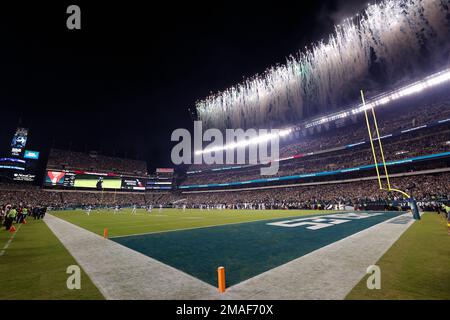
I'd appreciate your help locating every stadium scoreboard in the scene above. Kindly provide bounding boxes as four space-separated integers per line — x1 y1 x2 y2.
45 170 122 189
146 168 174 190
121 178 146 191
0 127 40 183
10 127 28 157
44 170 173 191
156 168 174 174
46 171 76 187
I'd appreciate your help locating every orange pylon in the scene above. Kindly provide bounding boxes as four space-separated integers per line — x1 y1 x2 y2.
218 266 226 293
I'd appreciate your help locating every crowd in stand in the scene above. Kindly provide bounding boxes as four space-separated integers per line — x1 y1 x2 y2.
1 97 449 215
47 149 147 175
185 98 450 181
187 97 450 173
0 171 448 214
168 172 450 210
59 192 154 207
0 188 62 207
278 99 450 158
182 127 450 185
0 187 168 209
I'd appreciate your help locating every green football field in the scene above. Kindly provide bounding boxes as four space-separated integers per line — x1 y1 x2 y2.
1 209 449 299
111 210 403 286
346 212 450 299
51 208 332 237
0 218 103 300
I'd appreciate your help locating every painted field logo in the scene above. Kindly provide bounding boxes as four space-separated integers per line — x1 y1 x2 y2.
267 212 384 230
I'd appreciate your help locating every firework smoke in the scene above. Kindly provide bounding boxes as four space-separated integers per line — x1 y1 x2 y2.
196 0 450 130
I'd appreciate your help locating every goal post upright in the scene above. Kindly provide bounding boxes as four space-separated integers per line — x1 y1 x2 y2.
360 90 420 220
361 90 383 190
369 104 391 191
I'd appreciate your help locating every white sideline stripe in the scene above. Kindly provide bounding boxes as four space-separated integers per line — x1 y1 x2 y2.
109 211 334 239
0 224 22 257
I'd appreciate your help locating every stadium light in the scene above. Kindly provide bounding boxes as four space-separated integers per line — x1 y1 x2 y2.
305 68 450 129
195 128 292 155
195 68 450 157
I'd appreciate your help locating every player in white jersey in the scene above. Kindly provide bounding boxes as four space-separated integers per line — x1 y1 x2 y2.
182 204 186 212
132 205 137 214
85 206 91 216
159 204 162 213
147 205 152 213
114 205 119 214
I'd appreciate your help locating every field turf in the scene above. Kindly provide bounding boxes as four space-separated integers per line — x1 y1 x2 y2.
0 218 103 300
52 208 333 237
53 209 403 286
112 211 402 286
346 213 450 300
3 209 448 299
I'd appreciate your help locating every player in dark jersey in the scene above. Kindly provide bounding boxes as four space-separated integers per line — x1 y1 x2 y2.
96 177 103 190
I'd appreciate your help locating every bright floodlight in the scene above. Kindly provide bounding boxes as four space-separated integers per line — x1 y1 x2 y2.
306 68 450 129
195 67 450 156
195 129 292 155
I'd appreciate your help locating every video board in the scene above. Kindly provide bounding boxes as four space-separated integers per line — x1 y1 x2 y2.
146 175 173 190
156 168 174 174
121 178 146 191
0 127 40 183
10 128 28 156
24 150 40 160
146 185 172 190
44 170 174 191
0 157 37 182
74 174 122 190
45 171 76 187
44 170 147 191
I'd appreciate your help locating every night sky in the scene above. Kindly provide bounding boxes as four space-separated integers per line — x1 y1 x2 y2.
0 1 367 171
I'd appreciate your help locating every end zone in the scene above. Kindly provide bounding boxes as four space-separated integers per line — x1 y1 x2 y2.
42 210 416 299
